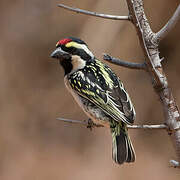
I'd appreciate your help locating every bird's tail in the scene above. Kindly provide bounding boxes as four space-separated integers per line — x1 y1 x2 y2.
111 122 135 165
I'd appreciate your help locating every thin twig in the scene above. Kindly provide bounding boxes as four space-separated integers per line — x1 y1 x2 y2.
155 4 180 42
56 117 167 129
169 160 180 168
56 117 87 125
103 53 147 70
58 4 129 21
127 124 167 129
56 117 103 128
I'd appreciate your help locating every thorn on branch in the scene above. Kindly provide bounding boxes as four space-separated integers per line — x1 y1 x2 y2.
57 4 130 21
103 53 147 70
160 57 164 62
56 117 167 130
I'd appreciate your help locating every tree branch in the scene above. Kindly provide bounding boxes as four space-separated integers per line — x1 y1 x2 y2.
57 4 129 21
56 117 103 128
127 124 167 129
56 117 167 129
126 0 180 167
154 4 180 42
103 53 147 70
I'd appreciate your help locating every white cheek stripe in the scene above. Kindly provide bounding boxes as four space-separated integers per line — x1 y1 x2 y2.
80 44 94 59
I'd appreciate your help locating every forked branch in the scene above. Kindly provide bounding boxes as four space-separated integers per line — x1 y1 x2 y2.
58 4 129 21
155 4 180 42
126 0 180 166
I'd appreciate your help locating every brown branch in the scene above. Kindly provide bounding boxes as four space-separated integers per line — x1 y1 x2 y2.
126 0 180 167
103 53 147 70
155 4 180 42
56 117 103 128
127 124 167 129
56 117 167 129
57 4 129 20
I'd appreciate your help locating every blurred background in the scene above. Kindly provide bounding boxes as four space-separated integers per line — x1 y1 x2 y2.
0 0 180 179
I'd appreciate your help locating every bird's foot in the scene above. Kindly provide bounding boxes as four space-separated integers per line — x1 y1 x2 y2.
87 118 104 131
87 118 95 131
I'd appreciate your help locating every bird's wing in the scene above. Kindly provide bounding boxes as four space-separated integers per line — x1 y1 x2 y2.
109 79 136 124
68 61 135 125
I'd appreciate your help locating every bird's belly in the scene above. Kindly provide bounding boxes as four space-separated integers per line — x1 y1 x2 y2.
64 76 110 128
84 105 110 128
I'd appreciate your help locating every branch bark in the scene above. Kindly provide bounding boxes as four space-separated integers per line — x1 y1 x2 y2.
154 4 180 42
58 4 129 21
56 117 167 129
103 53 147 70
126 0 180 166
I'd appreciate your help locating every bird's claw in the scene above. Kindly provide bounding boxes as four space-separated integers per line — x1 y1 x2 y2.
87 118 95 131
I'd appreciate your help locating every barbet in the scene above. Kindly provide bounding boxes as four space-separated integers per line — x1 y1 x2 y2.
51 37 136 164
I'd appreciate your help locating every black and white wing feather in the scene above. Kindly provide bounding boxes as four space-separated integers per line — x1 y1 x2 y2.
68 59 135 125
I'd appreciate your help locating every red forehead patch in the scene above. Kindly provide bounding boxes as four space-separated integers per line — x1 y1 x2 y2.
56 38 72 47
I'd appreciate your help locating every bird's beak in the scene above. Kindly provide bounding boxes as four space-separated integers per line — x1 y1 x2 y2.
50 47 71 60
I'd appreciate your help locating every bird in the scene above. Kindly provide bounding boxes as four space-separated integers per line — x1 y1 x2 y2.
50 37 136 165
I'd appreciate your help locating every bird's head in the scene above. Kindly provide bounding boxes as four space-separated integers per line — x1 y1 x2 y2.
50 37 94 75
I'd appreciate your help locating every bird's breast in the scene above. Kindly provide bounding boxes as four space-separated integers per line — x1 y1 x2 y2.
63 75 110 128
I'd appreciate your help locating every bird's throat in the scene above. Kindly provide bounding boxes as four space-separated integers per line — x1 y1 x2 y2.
59 59 73 76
